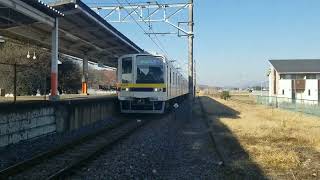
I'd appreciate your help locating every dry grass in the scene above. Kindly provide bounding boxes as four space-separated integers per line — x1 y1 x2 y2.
201 95 320 179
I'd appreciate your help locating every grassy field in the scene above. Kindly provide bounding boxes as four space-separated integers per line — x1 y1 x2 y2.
199 95 320 179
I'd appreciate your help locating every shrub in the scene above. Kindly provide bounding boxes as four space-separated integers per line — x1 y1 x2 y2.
220 91 231 100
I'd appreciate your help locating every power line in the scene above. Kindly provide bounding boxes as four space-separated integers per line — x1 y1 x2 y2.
122 0 170 58
114 0 170 58
91 0 192 68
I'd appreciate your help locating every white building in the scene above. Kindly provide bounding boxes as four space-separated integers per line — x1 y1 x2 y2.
268 59 320 102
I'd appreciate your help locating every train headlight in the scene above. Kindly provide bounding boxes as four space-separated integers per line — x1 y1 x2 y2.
125 88 130 91
154 88 161 92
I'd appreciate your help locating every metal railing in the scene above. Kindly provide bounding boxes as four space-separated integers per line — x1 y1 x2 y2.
256 95 320 116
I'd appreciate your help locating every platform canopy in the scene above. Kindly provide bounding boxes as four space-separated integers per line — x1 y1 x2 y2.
0 0 143 67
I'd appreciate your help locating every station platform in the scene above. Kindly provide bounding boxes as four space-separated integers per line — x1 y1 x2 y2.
0 93 117 104
0 94 118 147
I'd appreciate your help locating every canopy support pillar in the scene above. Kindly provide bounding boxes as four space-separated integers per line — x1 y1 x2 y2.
50 18 59 100
82 57 89 95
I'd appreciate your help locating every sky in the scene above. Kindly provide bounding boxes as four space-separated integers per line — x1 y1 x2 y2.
48 0 320 87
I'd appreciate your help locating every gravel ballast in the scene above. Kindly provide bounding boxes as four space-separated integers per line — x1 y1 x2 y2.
70 100 225 179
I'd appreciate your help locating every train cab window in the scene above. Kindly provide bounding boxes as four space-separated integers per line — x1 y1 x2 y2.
136 55 164 83
121 57 133 83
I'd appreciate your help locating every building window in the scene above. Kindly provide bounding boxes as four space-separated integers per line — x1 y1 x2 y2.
306 74 316 79
282 89 284 95
296 74 306 80
280 74 291 79
308 89 311 96
280 74 284 79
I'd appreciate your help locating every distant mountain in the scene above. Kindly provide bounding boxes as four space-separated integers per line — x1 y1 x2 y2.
198 80 269 90
243 81 269 89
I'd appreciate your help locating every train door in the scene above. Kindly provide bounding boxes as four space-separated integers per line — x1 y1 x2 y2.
177 76 179 96
169 69 171 98
173 72 175 97
166 65 170 99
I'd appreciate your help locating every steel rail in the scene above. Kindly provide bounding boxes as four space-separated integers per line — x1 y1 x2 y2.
0 117 129 179
47 119 149 180
0 114 157 180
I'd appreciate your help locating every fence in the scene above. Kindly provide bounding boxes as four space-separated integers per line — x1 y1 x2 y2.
256 95 320 117
0 62 50 103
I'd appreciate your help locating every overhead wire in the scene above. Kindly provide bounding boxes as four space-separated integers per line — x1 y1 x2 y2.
116 0 170 59
124 0 169 57
96 0 187 74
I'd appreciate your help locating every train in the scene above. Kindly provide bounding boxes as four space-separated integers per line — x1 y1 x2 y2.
117 53 188 113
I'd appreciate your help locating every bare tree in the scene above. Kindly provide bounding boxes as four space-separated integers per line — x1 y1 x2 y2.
58 60 81 94
88 68 116 90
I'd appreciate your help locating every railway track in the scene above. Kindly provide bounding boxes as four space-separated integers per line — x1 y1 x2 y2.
0 116 151 180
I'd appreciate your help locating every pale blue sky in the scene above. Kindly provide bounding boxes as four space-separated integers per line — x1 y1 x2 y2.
48 0 320 87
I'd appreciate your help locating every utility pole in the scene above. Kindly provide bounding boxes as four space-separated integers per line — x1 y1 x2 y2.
188 0 194 118
260 81 263 96
194 59 196 97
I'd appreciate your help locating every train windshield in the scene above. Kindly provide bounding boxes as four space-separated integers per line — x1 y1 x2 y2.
136 56 164 84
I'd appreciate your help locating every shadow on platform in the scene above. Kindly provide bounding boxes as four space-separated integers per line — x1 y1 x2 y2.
199 96 267 179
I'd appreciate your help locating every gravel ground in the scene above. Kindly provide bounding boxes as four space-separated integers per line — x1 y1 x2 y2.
0 115 123 171
70 100 225 179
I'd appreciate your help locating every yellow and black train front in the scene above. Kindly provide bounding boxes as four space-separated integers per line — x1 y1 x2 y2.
118 54 167 113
